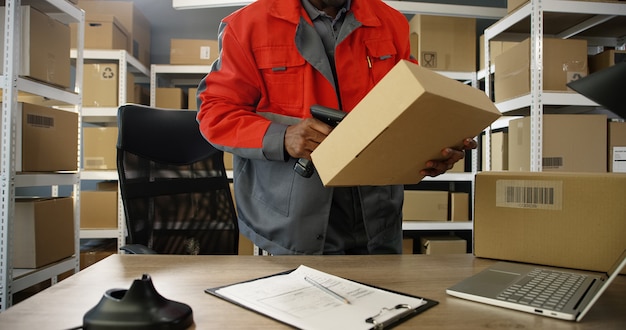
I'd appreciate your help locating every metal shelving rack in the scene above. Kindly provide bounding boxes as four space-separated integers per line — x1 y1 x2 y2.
71 49 150 250
150 64 211 107
0 0 84 310
170 1 508 234
482 0 626 171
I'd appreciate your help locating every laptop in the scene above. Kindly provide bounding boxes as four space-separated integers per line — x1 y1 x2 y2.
446 249 626 321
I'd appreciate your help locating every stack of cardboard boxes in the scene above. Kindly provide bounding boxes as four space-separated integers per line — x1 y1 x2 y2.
72 0 152 107
476 2 626 272
74 0 152 237
0 5 78 270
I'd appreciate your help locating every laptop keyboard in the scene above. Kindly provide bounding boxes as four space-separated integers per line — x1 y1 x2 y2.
496 268 587 311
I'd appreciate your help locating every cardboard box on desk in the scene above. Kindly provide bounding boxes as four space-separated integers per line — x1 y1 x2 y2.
609 121 626 173
474 171 626 273
311 60 501 186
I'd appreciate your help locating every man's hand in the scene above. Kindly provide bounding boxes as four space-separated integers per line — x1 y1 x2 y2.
420 138 477 177
285 118 333 160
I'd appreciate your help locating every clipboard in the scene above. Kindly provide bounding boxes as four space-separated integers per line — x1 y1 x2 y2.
205 265 438 330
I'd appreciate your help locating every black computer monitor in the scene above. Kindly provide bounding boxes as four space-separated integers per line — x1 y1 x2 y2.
567 61 626 119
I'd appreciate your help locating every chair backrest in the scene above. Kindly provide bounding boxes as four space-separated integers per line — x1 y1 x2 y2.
116 104 238 255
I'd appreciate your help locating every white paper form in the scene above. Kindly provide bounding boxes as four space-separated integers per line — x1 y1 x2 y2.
214 265 427 330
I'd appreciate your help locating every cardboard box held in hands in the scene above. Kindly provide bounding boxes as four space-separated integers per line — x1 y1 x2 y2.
311 60 501 186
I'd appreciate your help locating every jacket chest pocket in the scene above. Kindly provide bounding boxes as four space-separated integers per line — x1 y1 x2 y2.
255 46 305 112
364 39 398 84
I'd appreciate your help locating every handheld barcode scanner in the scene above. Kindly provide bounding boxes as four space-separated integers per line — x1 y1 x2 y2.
294 105 346 178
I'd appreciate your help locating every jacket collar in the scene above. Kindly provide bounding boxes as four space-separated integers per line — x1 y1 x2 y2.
265 0 381 27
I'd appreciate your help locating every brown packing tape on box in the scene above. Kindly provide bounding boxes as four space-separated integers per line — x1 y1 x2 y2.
311 60 500 186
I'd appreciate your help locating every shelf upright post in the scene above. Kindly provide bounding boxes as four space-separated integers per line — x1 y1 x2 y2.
118 50 128 106
73 2 86 276
150 64 157 107
529 0 544 172
0 0 21 311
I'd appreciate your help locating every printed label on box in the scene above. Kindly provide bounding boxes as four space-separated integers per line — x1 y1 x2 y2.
613 147 626 173
495 179 563 210
200 46 212 60
421 51 437 68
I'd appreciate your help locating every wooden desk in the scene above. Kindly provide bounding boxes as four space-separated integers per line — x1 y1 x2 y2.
0 254 624 329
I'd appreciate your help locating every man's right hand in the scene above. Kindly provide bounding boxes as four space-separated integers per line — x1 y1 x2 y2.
284 118 333 160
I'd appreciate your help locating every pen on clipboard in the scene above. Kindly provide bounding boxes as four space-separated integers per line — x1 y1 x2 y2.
304 276 351 305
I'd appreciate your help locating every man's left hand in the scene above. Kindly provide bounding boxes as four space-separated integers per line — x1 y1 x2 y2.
420 138 477 177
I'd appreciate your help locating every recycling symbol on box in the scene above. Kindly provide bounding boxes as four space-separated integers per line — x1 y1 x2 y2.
102 66 115 79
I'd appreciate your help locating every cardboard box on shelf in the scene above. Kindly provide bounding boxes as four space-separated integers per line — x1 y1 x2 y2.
134 84 150 105
494 37 588 102
223 151 234 170
402 190 448 221
420 236 467 255
507 0 527 13
0 103 78 172
83 126 118 170
238 233 254 256
83 63 135 107
188 87 198 110
479 34 519 70
482 130 508 171
80 189 118 229
609 121 626 173
13 197 75 268
474 171 626 272
311 60 500 186
508 114 607 173
449 192 469 222
70 14 130 52
170 39 219 65
589 49 626 73
155 87 185 109
403 238 414 254
408 15 476 72
0 5 71 89
448 156 465 173
77 0 151 66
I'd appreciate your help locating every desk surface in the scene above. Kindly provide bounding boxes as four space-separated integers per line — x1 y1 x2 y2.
1 254 624 329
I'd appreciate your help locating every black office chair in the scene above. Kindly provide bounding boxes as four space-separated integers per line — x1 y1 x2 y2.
116 104 238 255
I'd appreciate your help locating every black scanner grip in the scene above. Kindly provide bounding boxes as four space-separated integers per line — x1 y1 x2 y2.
294 106 346 178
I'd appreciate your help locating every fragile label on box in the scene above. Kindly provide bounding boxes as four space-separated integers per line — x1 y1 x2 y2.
495 179 563 210
614 147 626 172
